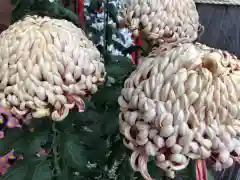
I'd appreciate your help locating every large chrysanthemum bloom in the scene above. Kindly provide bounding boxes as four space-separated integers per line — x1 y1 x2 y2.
118 43 240 179
119 0 202 50
0 15 106 121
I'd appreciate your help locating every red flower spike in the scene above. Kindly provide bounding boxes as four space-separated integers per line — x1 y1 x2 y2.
0 131 4 139
196 160 207 180
131 36 143 65
98 8 103 13
78 0 85 26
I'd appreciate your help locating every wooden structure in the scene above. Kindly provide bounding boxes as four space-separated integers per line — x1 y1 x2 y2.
197 2 240 57
196 1 240 180
0 1 12 33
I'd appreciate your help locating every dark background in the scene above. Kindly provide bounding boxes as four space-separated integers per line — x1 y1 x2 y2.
0 1 12 32
197 4 240 57
197 4 240 180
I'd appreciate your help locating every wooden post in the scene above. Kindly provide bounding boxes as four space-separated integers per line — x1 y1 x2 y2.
131 36 142 65
78 0 85 26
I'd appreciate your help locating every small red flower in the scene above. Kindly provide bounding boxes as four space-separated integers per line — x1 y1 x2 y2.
0 131 4 139
98 8 103 13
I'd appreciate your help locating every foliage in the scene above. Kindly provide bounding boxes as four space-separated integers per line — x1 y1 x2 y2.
10 0 79 25
84 0 145 58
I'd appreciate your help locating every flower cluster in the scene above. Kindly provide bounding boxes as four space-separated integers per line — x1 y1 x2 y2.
0 151 16 175
0 107 20 175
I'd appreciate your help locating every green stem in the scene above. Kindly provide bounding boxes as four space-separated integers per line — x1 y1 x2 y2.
52 121 61 178
190 160 197 180
103 0 109 52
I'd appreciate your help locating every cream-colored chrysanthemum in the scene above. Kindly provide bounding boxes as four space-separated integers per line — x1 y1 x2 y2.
118 43 240 179
120 0 202 47
0 15 106 121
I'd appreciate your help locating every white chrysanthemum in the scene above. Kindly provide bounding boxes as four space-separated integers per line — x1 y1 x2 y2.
0 15 106 121
120 0 201 46
118 43 240 179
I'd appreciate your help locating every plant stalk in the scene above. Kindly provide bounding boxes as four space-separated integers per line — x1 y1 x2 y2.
52 121 61 178
103 0 109 52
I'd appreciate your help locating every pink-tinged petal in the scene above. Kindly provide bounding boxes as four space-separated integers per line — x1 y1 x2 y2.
39 148 48 156
0 164 9 175
21 113 33 125
6 150 14 156
72 95 85 112
10 107 27 117
65 93 85 112
0 131 4 139
17 155 24 160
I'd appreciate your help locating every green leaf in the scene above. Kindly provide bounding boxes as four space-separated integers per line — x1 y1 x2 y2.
62 0 71 7
58 165 77 180
1 160 28 180
82 97 96 110
25 131 49 157
106 24 114 45
101 111 119 135
10 0 19 5
59 7 79 26
86 26 102 44
106 3 118 24
0 121 50 158
175 160 195 180
106 139 125 168
76 125 107 160
106 55 135 79
26 117 51 130
147 159 164 180
207 169 214 180
11 0 79 26
92 85 122 111
116 157 136 180
58 167 70 180
25 157 52 180
11 0 31 24
62 135 88 171
2 157 52 180
0 128 27 156
89 0 102 12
